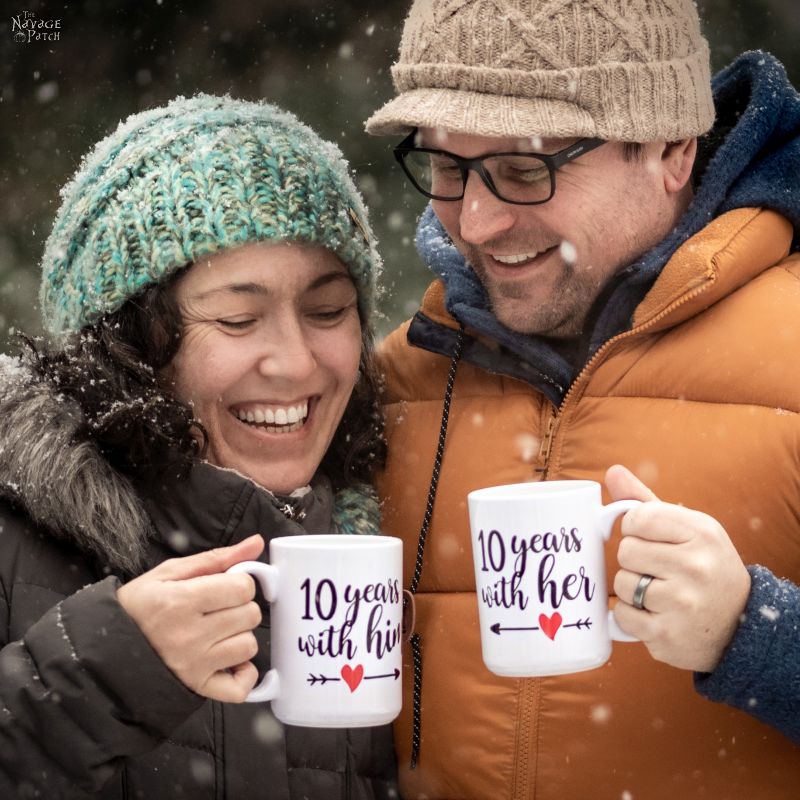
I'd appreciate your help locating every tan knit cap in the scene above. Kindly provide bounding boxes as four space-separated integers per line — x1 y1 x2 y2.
366 0 715 141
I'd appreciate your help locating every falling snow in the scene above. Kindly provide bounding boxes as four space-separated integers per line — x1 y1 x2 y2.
253 710 282 743
438 533 461 559
55 606 78 662
0 355 29 385
635 460 659 486
189 757 213 785
168 530 190 553
35 82 59 104
387 211 405 231
759 605 780 622
515 433 540 463
559 240 577 264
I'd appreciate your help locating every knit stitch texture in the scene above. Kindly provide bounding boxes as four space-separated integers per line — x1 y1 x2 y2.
366 0 715 141
41 94 381 336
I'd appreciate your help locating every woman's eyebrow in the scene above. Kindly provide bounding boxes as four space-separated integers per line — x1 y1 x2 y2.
306 271 355 292
191 271 353 300
191 282 269 300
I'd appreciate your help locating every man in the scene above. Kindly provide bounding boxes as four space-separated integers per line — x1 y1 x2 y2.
366 1 800 798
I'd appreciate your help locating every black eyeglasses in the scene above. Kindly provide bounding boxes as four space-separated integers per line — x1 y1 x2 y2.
393 131 607 205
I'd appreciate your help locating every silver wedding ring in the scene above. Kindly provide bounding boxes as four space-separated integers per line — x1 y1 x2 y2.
632 574 655 611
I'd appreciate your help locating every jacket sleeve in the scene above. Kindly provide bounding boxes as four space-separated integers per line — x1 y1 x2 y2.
694 564 800 743
0 575 205 796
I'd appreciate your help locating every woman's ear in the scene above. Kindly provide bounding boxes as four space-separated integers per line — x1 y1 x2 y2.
661 138 697 194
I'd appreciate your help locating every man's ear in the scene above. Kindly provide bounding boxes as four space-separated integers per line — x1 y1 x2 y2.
662 138 697 194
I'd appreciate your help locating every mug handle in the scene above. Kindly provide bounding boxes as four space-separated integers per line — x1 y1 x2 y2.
226 560 280 702
597 499 642 644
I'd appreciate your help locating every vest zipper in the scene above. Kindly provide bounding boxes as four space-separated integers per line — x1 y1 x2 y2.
539 277 715 481
513 677 542 800
537 414 558 471
519 276 714 798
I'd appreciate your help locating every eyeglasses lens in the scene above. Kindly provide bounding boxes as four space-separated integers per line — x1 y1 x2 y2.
402 150 553 203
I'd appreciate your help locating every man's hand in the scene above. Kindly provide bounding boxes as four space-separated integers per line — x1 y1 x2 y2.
117 534 265 702
606 465 751 673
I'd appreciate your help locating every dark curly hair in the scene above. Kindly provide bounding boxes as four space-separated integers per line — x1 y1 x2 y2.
24 274 386 491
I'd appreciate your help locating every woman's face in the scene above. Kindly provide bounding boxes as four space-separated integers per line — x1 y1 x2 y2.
168 242 362 494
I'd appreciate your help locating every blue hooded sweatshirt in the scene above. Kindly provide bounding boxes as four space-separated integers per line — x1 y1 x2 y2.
409 51 800 742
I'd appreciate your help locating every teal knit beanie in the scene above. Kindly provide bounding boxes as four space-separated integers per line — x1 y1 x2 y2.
40 94 381 336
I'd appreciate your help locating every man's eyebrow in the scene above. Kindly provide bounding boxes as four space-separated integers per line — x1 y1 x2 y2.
191 270 353 300
420 137 576 155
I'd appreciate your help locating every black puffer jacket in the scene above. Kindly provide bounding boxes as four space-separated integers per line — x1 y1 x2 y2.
0 357 398 799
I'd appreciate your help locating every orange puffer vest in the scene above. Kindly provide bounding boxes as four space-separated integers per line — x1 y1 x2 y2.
378 208 800 799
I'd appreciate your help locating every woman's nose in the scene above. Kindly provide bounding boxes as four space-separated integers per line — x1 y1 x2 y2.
457 172 516 246
257 325 317 382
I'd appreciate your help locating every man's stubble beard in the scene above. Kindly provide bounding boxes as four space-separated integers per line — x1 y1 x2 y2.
467 247 604 339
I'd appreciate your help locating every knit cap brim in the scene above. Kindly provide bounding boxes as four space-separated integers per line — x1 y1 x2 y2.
366 87 596 139
366 51 715 141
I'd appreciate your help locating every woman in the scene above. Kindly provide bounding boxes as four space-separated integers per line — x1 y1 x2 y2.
0 95 397 798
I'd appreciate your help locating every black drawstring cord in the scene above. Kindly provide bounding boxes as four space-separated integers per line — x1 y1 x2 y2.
408 632 423 769
408 324 464 770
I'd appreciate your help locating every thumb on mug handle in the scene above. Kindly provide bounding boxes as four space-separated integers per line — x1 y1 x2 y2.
597 499 642 541
226 560 281 703
598 499 642 644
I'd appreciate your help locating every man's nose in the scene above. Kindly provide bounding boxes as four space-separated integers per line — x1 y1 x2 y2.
458 171 516 246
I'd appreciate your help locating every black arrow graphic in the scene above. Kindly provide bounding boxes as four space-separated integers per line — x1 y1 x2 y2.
307 674 341 685
364 668 400 681
563 618 592 630
491 622 540 635
490 618 593 635
308 668 401 685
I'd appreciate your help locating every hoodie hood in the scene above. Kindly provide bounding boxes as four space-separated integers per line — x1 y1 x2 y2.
0 355 382 575
414 50 800 400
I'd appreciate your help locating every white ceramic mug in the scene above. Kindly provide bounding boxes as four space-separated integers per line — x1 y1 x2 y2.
467 481 641 677
227 534 403 727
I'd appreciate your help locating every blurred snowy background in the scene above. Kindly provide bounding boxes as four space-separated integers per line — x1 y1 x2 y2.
0 0 798 352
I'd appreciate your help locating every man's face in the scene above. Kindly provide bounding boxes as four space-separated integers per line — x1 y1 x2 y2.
422 129 686 338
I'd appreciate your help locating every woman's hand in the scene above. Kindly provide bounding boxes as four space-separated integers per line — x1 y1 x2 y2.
606 466 751 673
117 534 265 702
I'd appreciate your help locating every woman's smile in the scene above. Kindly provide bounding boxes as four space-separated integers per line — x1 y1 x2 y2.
231 398 312 433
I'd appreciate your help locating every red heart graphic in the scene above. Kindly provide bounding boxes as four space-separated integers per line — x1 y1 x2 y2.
340 664 364 692
539 612 563 640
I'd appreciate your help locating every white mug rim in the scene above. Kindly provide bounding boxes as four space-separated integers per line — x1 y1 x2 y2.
270 534 400 551
468 480 599 502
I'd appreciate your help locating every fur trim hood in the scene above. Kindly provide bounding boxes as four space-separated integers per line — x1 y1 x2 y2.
0 354 152 573
0 354 381 575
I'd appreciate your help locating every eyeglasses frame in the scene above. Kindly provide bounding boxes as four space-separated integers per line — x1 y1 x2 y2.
393 130 607 206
